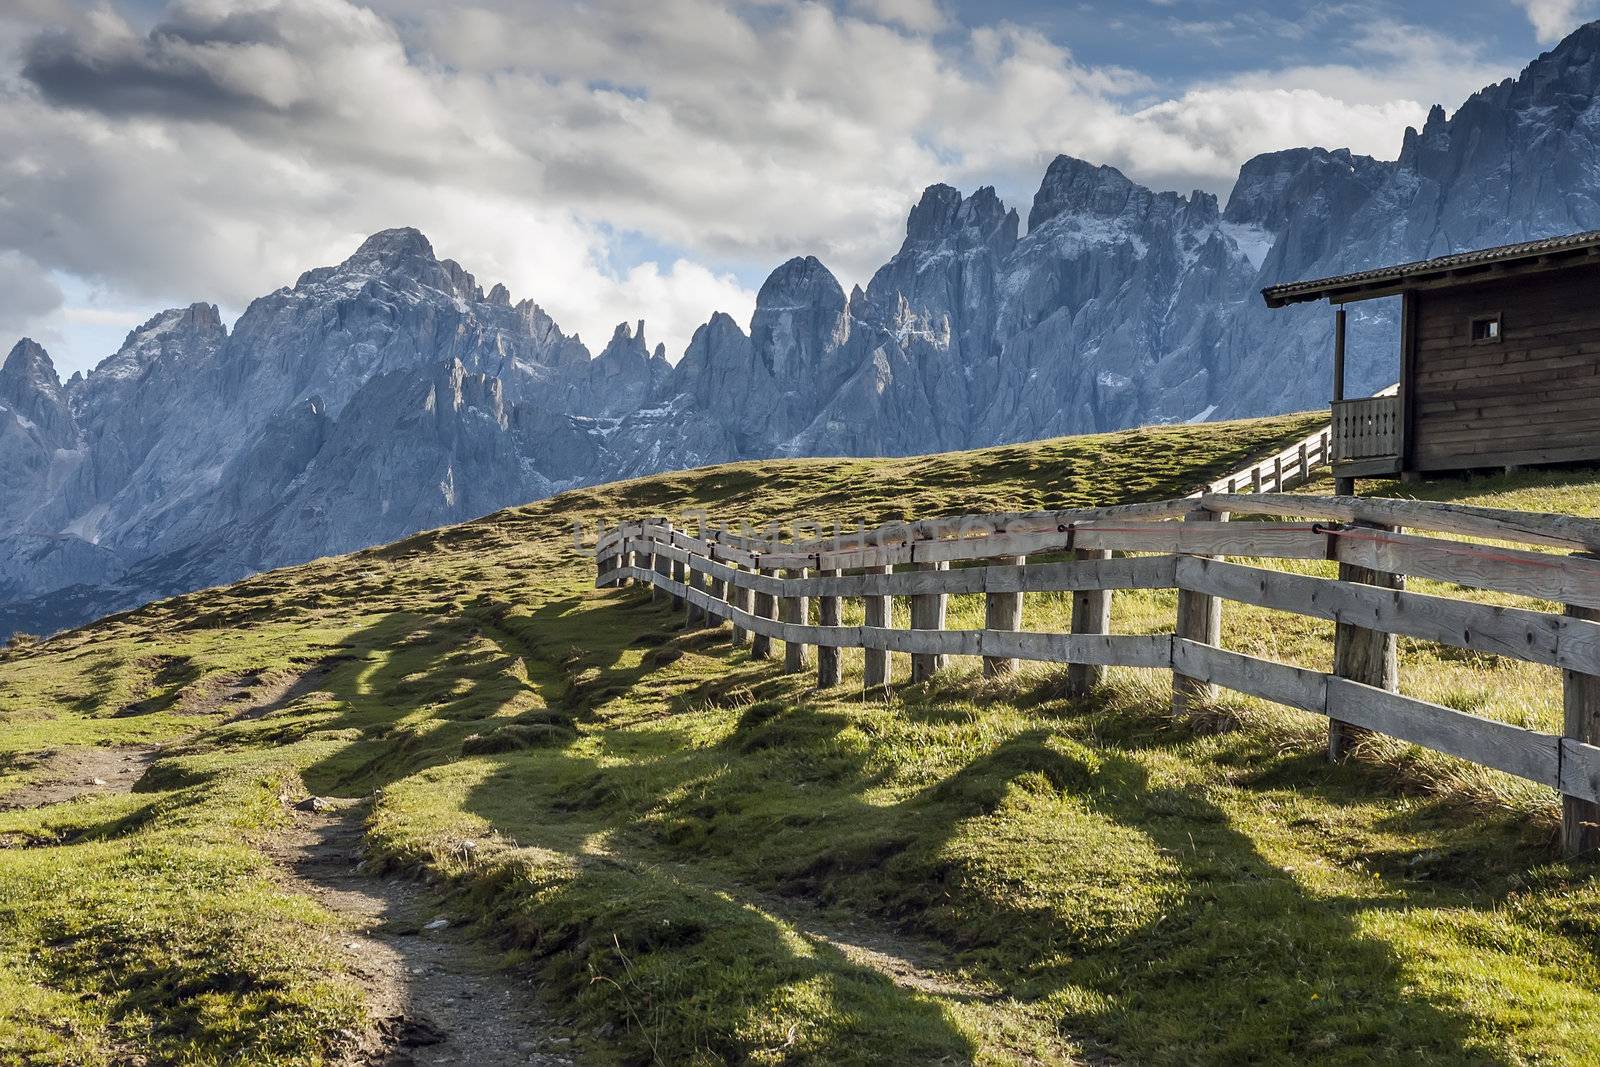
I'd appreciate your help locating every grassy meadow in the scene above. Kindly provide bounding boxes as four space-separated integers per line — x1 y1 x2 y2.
3 410 1599 1065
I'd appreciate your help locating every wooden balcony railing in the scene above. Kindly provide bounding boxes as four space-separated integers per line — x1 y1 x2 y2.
1332 395 1400 462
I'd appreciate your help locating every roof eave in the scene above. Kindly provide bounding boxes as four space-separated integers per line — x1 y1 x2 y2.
1261 279 1411 308
1261 242 1600 309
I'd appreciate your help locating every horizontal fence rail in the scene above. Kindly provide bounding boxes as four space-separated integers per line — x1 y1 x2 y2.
1197 423 1331 496
1190 383 1398 496
595 491 1600 857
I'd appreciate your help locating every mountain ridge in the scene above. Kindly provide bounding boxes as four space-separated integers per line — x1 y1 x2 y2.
11 21 1600 637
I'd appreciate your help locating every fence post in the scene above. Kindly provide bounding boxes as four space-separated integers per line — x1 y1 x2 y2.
864 564 892 693
817 568 841 688
909 557 948 683
729 563 751 647
1066 548 1112 698
613 539 629 587
670 556 686 612
1563 595 1600 857
1173 508 1226 713
782 567 811 674
1329 521 1402 760
609 528 628 587
1273 455 1284 492
1297 442 1310 487
650 547 667 602
982 555 1024 678
636 538 653 598
650 524 670 604
707 548 727 632
751 558 776 660
685 551 706 626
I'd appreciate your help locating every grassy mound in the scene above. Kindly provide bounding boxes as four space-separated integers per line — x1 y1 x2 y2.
4 411 1599 1064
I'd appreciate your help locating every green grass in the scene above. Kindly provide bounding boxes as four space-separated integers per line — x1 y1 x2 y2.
3 411 1599 1064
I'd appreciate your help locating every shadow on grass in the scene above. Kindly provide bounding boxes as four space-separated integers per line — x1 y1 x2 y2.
263 574 1516 1064
914 731 1503 1062
278 594 979 1064
115 653 202 717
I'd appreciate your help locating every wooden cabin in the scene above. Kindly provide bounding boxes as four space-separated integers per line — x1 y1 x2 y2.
1263 231 1600 488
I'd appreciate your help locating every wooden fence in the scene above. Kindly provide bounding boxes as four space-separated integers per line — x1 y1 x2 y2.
594 492 1600 858
1192 383 1399 496
1196 424 1331 495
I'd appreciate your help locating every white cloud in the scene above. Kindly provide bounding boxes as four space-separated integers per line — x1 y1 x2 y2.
62 305 151 327
405 199 757 360
1128 88 1425 192
1517 0 1595 43
0 251 62 337
0 250 64 346
0 0 1532 376
846 0 950 34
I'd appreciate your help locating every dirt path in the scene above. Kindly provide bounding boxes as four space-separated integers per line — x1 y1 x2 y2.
270 798 573 1067
0 744 160 811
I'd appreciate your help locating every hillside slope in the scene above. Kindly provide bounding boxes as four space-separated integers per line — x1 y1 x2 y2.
3 412 1599 1066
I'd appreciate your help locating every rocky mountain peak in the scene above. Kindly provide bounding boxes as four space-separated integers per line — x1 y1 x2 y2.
1399 20 1600 172
904 183 1019 257
579 321 662 417
1 337 73 441
1027 155 1140 230
1398 104 1451 166
1224 147 1384 231
703 310 745 337
756 256 845 313
601 320 646 355
1422 103 1448 135
353 226 437 262
487 282 512 306
2 337 60 394
750 257 849 381
510 299 590 369
905 183 962 239
1185 189 1221 227
327 227 475 296
77 302 229 392
124 302 225 345
670 311 753 406
1532 18 1600 83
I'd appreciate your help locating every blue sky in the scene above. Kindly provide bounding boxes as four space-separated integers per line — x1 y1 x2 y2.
968 1 1547 84
0 0 1586 376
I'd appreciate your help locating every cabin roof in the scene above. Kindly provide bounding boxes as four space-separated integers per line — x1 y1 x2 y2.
1261 229 1600 308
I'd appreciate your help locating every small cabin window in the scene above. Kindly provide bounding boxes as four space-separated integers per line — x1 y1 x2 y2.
1470 314 1502 343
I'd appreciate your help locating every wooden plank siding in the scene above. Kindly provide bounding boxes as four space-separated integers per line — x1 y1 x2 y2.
1410 264 1600 471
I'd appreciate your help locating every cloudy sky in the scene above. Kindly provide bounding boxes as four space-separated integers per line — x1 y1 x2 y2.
0 0 1589 376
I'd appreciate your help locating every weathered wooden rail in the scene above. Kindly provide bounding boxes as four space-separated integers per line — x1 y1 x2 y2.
1193 384 1399 496
595 492 1600 857
1197 423 1331 495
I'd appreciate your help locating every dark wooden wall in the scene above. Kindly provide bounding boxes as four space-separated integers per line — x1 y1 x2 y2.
1410 264 1600 471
